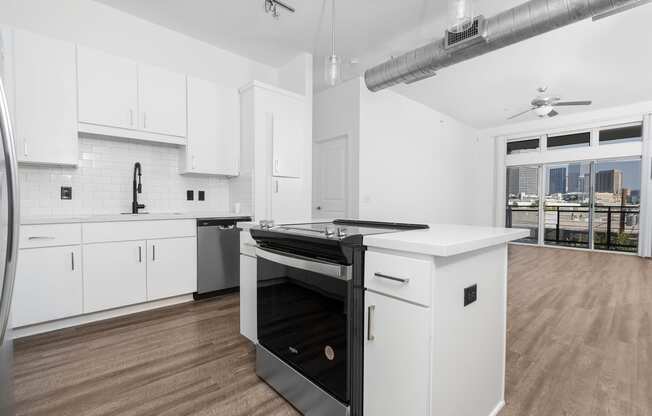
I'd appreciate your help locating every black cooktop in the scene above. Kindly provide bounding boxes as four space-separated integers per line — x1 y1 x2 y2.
250 220 429 264
266 219 429 239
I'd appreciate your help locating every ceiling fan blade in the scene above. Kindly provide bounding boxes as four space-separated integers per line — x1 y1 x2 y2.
548 109 559 118
553 100 592 106
507 107 535 120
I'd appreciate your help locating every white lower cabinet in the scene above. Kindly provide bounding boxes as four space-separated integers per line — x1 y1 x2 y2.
239 253 257 342
364 290 430 416
12 246 82 327
83 240 147 313
147 237 197 301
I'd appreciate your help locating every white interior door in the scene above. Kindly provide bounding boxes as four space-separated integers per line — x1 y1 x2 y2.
313 135 348 219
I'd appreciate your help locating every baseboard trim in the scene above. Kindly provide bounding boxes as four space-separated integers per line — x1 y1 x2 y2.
489 400 505 416
11 294 194 339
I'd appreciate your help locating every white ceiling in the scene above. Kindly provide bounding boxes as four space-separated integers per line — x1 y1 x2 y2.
96 0 652 128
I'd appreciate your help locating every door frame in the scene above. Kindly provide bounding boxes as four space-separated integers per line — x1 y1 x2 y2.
313 133 351 219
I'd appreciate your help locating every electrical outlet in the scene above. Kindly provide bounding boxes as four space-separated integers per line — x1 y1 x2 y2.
198 191 205 201
60 186 72 200
464 284 477 307
186 190 194 201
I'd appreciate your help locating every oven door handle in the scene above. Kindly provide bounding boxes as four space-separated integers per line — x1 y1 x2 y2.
256 247 352 281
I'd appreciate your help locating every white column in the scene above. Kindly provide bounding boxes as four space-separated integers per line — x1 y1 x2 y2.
639 114 652 257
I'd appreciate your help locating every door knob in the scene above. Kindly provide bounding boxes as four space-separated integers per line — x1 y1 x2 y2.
316 206 322 210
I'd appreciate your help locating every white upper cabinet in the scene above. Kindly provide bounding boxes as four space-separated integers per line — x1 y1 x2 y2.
77 45 186 144
272 94 303 178
138 64 187 137
182 76 239 176
77 46 138 131
13 29 78 165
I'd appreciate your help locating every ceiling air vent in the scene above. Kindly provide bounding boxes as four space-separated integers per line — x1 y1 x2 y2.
444 16 487 50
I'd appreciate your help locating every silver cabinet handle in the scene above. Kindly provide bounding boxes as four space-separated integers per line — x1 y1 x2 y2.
143 112 147 129
138 246 142 263
274 159 279 174
129 109 134 127
152 244 155 261
367 305 376 341
191 155 196 169
71 252 75 271
28 236 55 240
374 272 410 285
275 180 279 193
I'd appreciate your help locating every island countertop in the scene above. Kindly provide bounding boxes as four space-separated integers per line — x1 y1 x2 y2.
364 224 529 257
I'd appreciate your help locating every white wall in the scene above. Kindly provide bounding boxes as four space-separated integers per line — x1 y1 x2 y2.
21 136 229 217
359 82 490 225
314 78 492 225
0 0 282 218
313 78 361 218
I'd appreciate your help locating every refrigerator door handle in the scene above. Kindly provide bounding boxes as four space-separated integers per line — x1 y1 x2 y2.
0 77 20 344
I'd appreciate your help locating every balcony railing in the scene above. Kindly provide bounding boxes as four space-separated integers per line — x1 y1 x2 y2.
506 205 640 252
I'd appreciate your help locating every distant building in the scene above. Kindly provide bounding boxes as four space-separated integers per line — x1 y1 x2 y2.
549 167 567 194
595 169 623 194
507 166 538 196
567 164 581 193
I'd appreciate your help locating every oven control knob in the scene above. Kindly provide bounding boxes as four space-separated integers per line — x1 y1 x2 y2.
324 226 335 237
337 227 347 238
259 219 275 229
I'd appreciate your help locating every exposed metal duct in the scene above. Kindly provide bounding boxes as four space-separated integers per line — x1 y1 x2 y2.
364 0 644 92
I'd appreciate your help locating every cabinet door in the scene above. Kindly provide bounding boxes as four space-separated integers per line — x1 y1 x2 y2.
272 96 303 178
239 253 257 342
13 29 77 165
364 291 430 416
147 237 196 301
77 46 139 130
186 77 240 175
138 64 186 137
271 177 307 223
12 246 82 327
83 241 147 313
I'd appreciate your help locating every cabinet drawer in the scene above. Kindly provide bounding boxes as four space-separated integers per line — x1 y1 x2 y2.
19 224 82 248
364 250 433 306
83 220 196 243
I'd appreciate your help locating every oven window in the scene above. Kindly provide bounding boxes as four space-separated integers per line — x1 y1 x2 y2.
257 255 349 404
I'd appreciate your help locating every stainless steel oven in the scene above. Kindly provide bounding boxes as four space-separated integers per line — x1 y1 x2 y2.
256 247 352 415
251 220 429 416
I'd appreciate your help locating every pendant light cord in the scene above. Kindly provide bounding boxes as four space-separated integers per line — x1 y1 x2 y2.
331 0 335 56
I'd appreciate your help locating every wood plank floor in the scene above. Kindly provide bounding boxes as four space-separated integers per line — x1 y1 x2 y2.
11 245 652 415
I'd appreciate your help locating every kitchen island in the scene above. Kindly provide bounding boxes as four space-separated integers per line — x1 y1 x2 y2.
242 220 527 416
362 224 528 416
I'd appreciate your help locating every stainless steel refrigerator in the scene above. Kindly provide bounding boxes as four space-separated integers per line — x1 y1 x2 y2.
0 72 21 416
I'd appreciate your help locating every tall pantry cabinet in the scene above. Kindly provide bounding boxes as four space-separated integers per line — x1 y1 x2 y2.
235 81 310 224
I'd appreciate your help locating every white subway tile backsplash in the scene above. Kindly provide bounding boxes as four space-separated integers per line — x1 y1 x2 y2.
19 137 230 217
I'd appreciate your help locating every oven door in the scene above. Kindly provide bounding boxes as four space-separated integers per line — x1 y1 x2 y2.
256 247 352 405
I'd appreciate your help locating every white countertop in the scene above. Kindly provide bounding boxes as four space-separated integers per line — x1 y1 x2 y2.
21 212 252 225
364 224 530 257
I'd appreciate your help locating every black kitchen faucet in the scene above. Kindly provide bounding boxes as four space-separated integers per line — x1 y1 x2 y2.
132 162 145 214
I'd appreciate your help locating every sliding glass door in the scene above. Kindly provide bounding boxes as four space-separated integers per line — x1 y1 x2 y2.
592 158 641 253
507 158 642 253
543 162 591 249
506 166 539 244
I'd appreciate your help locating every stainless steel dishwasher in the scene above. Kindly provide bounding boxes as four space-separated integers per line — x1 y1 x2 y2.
195 218 242 299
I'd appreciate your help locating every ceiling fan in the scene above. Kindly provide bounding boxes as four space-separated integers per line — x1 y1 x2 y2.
507 87 592 120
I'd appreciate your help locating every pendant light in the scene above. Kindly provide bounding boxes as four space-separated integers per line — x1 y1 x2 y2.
324 0 342 86
448 0 474 33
